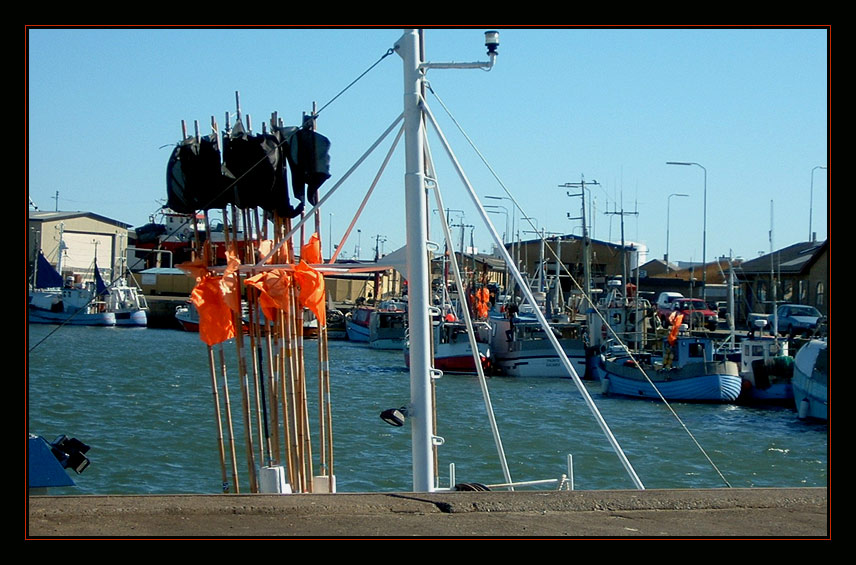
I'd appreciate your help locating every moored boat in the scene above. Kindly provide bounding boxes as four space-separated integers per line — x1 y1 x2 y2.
406 318 492 373
593 335 743 402
103 277 148 327
175 301 199 332
792 339 828 421
489 311 587 378
729 335 794 404
369 302 407 350
345 305 373 342
29 252 116 326
29 286 116 326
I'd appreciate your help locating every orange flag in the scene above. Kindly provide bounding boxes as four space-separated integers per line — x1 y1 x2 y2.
176 257 209 282
301 232 323 265
191 275 237 345
245 269 292 322
293 260 326 326
668 313 684 346
220 247 242 314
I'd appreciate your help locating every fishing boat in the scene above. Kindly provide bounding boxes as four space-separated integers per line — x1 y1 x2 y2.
28 285 116 326
406 318 492 373
325 308 347 340
103 276 149 327
733 335 794 404
792 339 828 421
368 301 408 349
434 319 491 373
29 252 116 326
175 301 199 332
489 309 587 378
593 334 743 403
345 305 373 342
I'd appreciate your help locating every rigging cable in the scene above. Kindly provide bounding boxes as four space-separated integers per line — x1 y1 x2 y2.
426 82 733 489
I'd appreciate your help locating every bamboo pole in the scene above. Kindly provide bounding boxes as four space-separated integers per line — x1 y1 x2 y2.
207 345 230 493
218 345 240 493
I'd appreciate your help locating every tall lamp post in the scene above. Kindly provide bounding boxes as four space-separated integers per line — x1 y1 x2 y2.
666 193 689 271
667 161 707 299
809 165 827 241
484 204 509 244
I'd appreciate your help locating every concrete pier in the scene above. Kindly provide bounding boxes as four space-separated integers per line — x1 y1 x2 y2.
28 487 827 538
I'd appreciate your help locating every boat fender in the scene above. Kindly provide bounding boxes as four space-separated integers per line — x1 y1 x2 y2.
798 399 810 420
601 377 610 395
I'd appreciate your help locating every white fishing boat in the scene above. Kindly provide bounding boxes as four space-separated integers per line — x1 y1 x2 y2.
792 339 828 421
29 252 116 326
593 334 743 403
727 327 794 404
369 307 407 350
28 285 116 326
489 311 587 378
103 276 149 327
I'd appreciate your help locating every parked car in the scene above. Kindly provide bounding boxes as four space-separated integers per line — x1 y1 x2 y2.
662 298 719 331
775 304 824 337
655 292 684 322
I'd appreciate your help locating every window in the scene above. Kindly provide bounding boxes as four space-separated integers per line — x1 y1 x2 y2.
815 282 824 307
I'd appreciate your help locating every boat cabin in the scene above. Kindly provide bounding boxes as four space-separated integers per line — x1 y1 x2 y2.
664 336 716 368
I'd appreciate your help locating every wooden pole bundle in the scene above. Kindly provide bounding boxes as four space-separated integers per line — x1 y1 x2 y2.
180 97 337 495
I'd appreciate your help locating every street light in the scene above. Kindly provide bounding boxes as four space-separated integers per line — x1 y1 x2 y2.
809 165 827 241
666 193 689 271
484 204 509 244
667 161 707 299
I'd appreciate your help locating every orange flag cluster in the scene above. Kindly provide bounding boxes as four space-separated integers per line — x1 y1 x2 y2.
180 234 327 346
471 287 490 320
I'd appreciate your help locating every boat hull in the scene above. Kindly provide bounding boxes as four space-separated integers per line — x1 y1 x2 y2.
595 357 742 402
113 310 148 327
28 306 116 326
496 352 587 378
406 341 491 374
792 340 828 421
489 315 588 378
345 321 370 342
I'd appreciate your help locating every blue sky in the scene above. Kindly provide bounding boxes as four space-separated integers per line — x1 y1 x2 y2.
27 27 829 267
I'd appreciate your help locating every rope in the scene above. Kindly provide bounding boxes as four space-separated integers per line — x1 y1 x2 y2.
314 48 396 118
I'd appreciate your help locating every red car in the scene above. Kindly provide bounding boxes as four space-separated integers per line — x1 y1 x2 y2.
662 298 719 331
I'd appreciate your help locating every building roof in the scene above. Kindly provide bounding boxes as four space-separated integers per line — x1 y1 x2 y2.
738 240 827 276
513 233 627 251
28 210 132 229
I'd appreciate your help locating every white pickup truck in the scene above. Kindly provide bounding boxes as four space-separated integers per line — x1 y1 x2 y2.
655 292 684 320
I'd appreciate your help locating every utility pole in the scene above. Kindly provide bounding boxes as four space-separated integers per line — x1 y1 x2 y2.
561 176 599 311
604 200 638 293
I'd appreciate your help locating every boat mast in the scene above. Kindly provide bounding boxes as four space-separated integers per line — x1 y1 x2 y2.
398 29 434 492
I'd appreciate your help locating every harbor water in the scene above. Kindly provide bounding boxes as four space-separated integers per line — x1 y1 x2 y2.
27 324 828 495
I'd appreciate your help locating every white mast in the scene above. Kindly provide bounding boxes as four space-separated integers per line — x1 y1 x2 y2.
398 29 434 492
396 28 499 492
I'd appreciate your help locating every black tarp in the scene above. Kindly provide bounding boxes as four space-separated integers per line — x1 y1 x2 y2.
166 120 330 219
286 128 331 208
166 135 232 214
